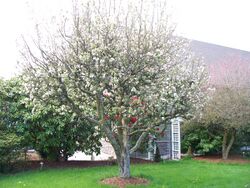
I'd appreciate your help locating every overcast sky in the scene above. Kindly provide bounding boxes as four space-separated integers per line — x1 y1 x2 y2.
0 0 250 78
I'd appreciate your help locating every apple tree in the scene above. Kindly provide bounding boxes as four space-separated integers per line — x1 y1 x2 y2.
21 0 207 178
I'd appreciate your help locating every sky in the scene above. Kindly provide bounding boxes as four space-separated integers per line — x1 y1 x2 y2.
0 0 250 79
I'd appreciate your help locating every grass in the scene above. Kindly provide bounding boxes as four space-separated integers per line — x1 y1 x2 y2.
0 159 250 188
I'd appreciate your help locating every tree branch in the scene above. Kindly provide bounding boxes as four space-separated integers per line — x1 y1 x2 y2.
130 131 148 154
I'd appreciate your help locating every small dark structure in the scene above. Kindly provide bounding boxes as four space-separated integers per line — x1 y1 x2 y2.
131 118 181 161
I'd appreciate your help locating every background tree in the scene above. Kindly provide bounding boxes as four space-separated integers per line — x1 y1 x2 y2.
203 60 250 159
0 77 102 164
21 0 207 178
203 87 250 159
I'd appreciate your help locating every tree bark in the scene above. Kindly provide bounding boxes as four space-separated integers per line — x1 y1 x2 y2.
222 129 236 160
117 143 131 178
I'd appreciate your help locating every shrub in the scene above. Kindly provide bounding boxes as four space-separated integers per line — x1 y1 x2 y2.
0 132 23 173
181 121 222 155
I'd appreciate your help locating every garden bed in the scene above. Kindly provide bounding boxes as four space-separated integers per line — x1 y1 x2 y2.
194 154 250 164
11 158 153 172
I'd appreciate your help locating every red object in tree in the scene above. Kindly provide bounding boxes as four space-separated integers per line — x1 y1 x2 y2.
130 116 137 124
104 115 110 120
131 96 139 101
155 127 160 131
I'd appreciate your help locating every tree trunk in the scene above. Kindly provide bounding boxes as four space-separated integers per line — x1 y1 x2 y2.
222 130 228 160
63 151 68 161
117 144 131 178
117 122 131 179
187 146 193 157
222 129 236 160
24 147 28 161
96 96 131 178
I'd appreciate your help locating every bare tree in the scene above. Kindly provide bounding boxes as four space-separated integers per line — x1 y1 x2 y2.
206 59 250 159
21 0 207 178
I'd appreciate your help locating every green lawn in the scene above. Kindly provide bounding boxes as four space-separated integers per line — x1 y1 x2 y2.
0 159 250 188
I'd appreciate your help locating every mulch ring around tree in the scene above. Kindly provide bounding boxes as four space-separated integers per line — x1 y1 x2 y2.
101 177 149 188
194 155 250 164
